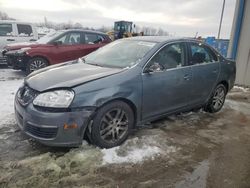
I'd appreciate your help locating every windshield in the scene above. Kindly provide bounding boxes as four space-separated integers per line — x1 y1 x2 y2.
36 31 64 44
84 40 156 68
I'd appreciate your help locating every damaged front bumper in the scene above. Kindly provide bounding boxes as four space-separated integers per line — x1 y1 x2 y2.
14 88 95 147
5 50 29 70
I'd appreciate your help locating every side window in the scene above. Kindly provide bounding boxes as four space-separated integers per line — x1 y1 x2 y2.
147 43 185 71
85 33 103 44
54 32 81 45
190 43 218 64
98 35 104 42
17 24 33 37
0 24 13 36
68 32 81 44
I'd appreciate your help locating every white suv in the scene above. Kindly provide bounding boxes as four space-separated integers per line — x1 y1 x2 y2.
0 20 38 65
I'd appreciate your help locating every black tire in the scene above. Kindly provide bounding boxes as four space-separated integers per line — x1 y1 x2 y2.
90 101 134 148
26 57 48 74
204 84 227 113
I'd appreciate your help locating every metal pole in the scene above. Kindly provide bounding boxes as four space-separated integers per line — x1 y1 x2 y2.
218 0 226 39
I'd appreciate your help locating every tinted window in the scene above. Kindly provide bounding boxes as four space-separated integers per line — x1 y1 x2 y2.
54 32 81 45
0 24 13 36
148 43 185 70
190 43 218 64
85 33 103 44
17 24 33 36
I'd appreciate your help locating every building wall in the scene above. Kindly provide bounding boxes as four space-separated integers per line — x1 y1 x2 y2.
228 0 250 86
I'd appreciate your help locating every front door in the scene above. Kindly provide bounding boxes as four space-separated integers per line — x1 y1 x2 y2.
142 42 192 120
50 31 83 63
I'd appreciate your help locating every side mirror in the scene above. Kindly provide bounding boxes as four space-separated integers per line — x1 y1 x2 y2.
144 62 164 73
52 41 62 46
144 66 154 74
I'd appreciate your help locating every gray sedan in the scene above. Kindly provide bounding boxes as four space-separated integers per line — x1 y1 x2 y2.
14 37 236 148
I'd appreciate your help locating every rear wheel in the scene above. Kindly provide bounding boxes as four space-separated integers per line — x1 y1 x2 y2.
89 101 134 148
26 57 48 74
204 84 227 113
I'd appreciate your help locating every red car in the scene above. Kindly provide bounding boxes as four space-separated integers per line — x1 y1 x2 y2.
3 29 111 73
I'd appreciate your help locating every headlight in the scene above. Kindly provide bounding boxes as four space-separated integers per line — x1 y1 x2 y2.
16 47 31 54
33 90 74 108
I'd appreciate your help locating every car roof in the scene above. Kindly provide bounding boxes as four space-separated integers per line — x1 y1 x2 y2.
63 29 108 36
0 20 33 25
124 36 197 43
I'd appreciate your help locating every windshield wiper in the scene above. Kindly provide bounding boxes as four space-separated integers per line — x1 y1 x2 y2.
80 57 86 63
87 63 104 67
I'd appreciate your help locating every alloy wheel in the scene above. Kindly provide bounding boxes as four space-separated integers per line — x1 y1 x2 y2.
212 86 226 110
100 108 129 144
29 59 47 72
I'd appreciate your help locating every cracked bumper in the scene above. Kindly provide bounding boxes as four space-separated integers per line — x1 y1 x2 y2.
14 95 94 147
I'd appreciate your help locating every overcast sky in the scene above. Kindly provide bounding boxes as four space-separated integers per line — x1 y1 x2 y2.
0 0 236 38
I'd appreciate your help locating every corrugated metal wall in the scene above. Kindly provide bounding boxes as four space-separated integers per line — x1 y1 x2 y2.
229 0 250 86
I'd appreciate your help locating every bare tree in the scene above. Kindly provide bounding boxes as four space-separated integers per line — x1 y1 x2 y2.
0 11 15 20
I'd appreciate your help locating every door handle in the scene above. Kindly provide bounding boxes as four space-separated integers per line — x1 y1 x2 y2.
7 39 15 41
183 75 190 80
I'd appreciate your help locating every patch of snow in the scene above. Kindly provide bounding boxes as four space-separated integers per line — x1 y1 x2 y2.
0 133 9 140
101 136 178 165
233 86 249 92
225 99 250 115
102 145 161 164
0 79 23 127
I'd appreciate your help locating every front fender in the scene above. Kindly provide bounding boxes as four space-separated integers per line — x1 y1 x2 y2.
70 67 142 121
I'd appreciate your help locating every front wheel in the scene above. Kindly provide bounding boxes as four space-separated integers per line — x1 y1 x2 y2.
26 57 48 74
204 84 227 113
89 101 134 148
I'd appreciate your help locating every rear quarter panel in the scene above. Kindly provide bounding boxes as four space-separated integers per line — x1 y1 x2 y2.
218 57 236 91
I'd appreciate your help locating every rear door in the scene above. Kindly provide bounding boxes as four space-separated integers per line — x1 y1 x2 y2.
187 42 220 105
142 42 192 120
81 33 107 55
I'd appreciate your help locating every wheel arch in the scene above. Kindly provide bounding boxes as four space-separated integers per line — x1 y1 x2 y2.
29 55 50 65
217 80 229 93
83 97 138 145
97 97 138 128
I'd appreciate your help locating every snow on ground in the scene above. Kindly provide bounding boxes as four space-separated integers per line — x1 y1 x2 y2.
233 85 249 92
102 145 161 164
0 79 22 127
1 68 250 187
101 135 178 164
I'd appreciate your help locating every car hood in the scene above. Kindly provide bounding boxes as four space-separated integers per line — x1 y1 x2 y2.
5 42 44 51
25 60 124 92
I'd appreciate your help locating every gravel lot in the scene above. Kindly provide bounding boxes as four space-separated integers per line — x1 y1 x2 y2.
0 68 250 188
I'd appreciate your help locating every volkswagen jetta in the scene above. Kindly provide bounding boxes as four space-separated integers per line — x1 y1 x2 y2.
14 36 236 148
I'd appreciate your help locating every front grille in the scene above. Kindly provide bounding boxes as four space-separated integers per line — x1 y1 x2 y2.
25 123 58 139
17 86 38 106
0 57 7 65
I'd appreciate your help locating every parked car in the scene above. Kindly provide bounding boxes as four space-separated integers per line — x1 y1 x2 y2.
14 37 236 148
0 20 38 65
3 29 111 73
